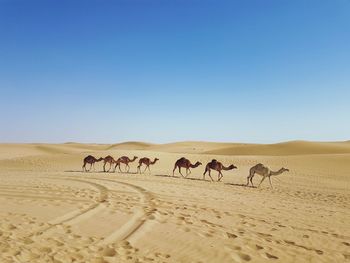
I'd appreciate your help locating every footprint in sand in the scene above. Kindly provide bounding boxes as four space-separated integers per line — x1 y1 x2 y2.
226 232 238 239
315 249 323 255
231 252 252 262
255 245 263 250
265 252 278 259
102 247 116 257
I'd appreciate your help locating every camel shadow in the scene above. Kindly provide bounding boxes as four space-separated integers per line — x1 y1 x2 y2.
153 174 179 179
64 170 129 174
224 183 257 188
183 177 207 182
63 171 256 188
153 174 218 183
64 170 105 173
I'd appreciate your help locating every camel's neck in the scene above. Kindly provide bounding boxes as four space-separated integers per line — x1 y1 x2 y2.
130 157 137 162
222 165 233 171
270 168 285 176
151 159 158 165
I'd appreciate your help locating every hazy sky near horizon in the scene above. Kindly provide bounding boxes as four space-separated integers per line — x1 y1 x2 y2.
1 0 349 144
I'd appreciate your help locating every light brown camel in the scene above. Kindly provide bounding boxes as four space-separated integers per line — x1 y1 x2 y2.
82 155 103 172
103 155 116 172
114 156 138 173
203 159 237 182
247 163 289 188
172 157 202 178
137 157 159 174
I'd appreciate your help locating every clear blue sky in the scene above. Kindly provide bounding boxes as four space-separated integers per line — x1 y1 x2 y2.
1 0 349 143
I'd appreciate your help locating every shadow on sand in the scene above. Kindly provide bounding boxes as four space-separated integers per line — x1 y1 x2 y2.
64 170 138 174
63 171 256 188
224 183 256 188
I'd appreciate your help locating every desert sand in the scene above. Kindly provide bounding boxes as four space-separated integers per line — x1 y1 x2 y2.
0 141 349 263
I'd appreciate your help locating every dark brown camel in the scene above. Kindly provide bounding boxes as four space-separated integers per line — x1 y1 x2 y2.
82 155 103 172
203 159 237 182
114 156 138 173
137 158 159 174
103 155 116 172
172 157 202 178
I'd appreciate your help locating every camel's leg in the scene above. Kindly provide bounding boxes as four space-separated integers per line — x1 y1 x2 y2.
247 171 254 186
126 164 130 173
179 167 185 178
185 168 190 178
82 163 86 172
268 176 273 189
258 176 266 187
93 163 96 171
203 168 208 180
250 176 254 187
207 169 214 182
103 162 107 172
115 163 121 173
172 165 177 176
218 171 223 182
107 163 112 172
147 165 151 174
137 165 141 173
118 164 122 173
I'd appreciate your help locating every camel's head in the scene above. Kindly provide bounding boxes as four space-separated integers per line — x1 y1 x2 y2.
155 158 159 161
97 157 104 162
229 164 237 170
195 161 202 166
282 167 289 172
133 156 138 160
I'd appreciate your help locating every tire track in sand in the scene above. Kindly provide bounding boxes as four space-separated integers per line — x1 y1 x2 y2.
70 176 158 245
27 177 109 238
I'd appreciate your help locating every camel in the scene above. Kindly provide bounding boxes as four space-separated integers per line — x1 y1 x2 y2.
82 155 103 172
114 156 138 173
103 155 116 172
137 158 159 174
246 163 289 188
172 157 202 178
203 159 237 182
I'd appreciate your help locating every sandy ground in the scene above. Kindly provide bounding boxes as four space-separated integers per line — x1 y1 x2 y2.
0 141 349 263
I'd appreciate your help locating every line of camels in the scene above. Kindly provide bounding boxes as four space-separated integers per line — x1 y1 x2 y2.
82 155 289 188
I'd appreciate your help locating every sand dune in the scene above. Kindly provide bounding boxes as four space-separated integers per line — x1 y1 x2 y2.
107 141 154 151
0 141 349 262
205 140 350 156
